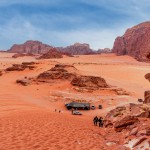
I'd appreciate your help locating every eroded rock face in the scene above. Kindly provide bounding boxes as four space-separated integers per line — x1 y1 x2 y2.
8 40 53 54
104 103 150 149
58 43 95 55
114 116 139 132
38 48 63 59
112 22 150 62
71 75 109 89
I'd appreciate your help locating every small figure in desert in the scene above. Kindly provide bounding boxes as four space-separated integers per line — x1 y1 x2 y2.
93 116 98 126
98 117 104 127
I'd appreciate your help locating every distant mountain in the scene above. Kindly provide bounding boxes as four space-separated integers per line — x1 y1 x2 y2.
7 40 110 56
8 40 53 54
112 22 150 62
57 43 95 55
97 48 111 54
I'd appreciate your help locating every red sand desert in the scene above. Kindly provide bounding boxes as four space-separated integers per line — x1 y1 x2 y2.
0 52 150 150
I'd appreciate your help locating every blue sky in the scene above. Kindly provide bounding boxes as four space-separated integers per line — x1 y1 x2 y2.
0 0 150 50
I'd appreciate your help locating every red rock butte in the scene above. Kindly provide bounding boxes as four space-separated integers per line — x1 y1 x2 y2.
112 21 150 62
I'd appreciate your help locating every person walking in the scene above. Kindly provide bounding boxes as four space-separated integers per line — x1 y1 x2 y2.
93 116 98 126
99 117 103 127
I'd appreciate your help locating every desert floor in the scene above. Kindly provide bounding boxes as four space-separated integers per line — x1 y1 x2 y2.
0 52 149 150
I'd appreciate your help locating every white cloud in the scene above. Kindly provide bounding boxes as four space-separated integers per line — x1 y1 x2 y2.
0 0 149 50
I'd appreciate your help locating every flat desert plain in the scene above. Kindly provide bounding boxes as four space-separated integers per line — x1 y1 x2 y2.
0 52 149 150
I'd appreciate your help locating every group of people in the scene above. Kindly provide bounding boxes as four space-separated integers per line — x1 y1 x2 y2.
93 116 104 127
55 109 63 113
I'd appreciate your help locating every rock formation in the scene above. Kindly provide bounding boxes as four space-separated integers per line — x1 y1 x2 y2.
12 53 35 58
144 91 150 104
112 22 150 62
104 103 150 149
36 64 109 91
37 64 77 82
71 75 109 90
38 48 63 59
145 73 150 82
16 79 30 86
6 62 36 71
8 40 53 54
57 43 95 55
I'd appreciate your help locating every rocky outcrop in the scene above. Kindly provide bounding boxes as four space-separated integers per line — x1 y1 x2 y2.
5 62 36 71
12 53 35 58
104 103 150 129
144 91 150 104
71 75 109 90
38 48 63 59
112 22 150 62
114 115 139 132
36 64 109 91
104 103 150 149
16 79 30 86
58 43 95 55
37 64 77 82
8 40 53 54
145 73 150 82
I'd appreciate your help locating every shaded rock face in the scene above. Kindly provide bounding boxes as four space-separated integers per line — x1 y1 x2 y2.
112 22 150 62
71 75 109 90
144 91 150 104
8 40 53 54
37 64 77 82
114 115 139 132
58 43 95 55
145 73 150 82
38 48 63 59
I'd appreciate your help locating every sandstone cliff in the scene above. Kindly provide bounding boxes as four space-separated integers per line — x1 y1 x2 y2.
8 40 53 54
112 22 150 62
